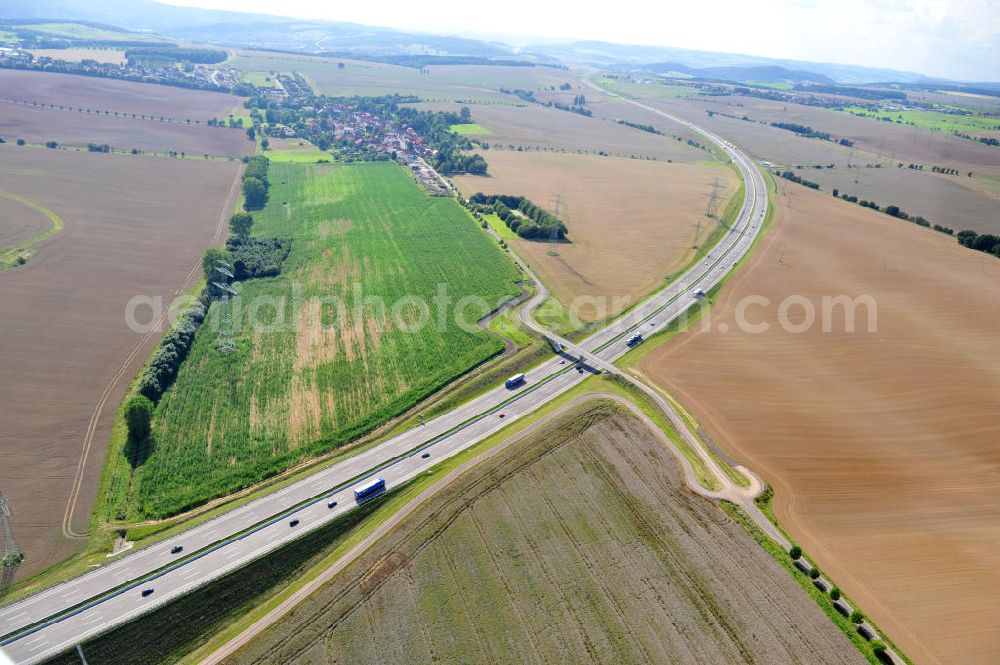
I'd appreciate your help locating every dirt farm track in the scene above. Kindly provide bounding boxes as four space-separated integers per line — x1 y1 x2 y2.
0 145 241 578
641 181 1000 665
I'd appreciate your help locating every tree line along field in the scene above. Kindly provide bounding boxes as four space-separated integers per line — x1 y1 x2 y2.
225 403 866 665
110 161 521 519
0 69 245 121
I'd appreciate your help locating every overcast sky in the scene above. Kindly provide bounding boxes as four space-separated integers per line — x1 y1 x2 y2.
162 0 999 81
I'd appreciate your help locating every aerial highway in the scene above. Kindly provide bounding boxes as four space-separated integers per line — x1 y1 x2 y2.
0 86 770 664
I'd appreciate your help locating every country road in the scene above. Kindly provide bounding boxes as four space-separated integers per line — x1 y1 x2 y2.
0 80 770 665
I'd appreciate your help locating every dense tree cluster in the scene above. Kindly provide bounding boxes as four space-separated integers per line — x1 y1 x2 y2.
125 47 228 64
241 155 270 210
225 236 292 279
792 84 907 101
957 230 1000 257
137 301 207 402
617 119 662 135
123 394 154 467
778 170 820 189
396 105 489 174
469 193 568 240
0 51 237 93
770 122 832 141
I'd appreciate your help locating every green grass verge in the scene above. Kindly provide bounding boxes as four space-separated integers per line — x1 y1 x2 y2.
487 305 532 346
449 122 492 135
0 191 65 269
840 105 1000 138
482 212 517 239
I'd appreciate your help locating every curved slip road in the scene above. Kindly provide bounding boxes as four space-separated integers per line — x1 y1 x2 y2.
0 85 770 664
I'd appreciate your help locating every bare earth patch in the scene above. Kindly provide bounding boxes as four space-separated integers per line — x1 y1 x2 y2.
0 145 240 578
454 151 738 320
640 181 1000 665
224 403 866 665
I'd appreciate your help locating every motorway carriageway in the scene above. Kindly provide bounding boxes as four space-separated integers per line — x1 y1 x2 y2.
0 94 768 664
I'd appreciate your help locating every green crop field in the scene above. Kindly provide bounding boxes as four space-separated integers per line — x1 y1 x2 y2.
842 105 1000 137
115 161 520 518
597 75 696 100
265 145 332 163
449 122 492 135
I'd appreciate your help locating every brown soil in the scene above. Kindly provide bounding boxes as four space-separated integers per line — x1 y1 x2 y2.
454 151 737 321
0 145 240 578
651 91 1000 167
639 181 1000 665
623 95 1000 235
464 104 707 162
0 69 245 120
0 103 253 157
0 194 51 248
225 403 866 665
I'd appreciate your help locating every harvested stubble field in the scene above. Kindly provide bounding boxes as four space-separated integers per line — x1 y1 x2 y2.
123 161 521 519
0 145 241 578
0 69 245 120
0 103 253 157
640 181 1000 665
225 52 568 102
454 151 738 321
224 402 866 665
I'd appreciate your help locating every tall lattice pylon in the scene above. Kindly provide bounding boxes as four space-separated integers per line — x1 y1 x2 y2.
1 490 23 600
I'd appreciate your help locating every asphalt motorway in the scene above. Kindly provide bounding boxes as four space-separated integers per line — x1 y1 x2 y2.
0 88 769 664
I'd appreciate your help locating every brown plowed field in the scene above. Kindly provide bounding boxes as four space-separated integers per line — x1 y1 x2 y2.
0 194 50 248
454 151 737 321
649 91 1000 167
0 103 253 157
618 94 1000 235
640 181 1000 665
464 104 707 162
0 69 244 120
0 145 240 578
225 403 866 665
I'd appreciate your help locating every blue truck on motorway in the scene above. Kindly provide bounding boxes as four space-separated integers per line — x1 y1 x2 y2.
354 477 386 502
505 373 526 389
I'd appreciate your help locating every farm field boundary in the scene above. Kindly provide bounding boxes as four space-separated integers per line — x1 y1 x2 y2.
0 190 64 269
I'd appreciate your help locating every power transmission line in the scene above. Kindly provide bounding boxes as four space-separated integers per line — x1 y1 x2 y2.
1 490 24 600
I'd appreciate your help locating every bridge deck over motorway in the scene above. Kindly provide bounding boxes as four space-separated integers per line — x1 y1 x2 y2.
0 86 769 664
